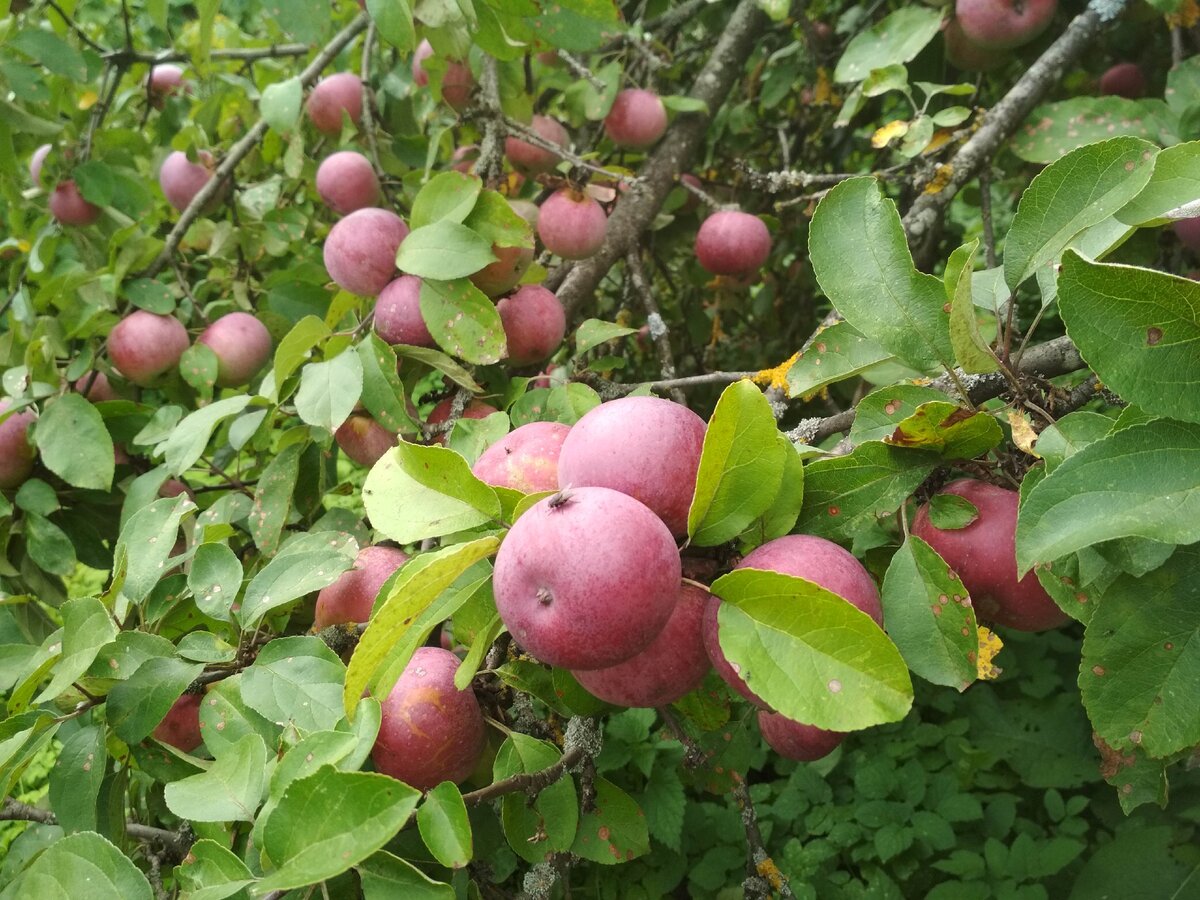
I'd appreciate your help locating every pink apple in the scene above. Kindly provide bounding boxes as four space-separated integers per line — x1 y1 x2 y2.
1099 62 1146 99
196 312 272 387
955 0 1057 50
306 72 364 134
505 115 570 174
411 39 434 87
695 210 772 276
315 151 381 215
314 544 409 627
537 188 607 260
497 284 566 366
604 88 668 149
470 244 534 298
49 180 101 226
471 421 570 493
0 400 36 490
159 149 224 213
943 18 1012 71
442 61 475 112
427 397 499 445
153 694 203 752
374 275 435 347
74 371 117 402
335 414 399 467
758 711 845 762
147 64 189 105
107 310 190 386
322 207 410 296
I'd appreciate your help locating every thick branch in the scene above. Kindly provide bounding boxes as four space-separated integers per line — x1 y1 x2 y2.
556 0 768 318
139 13 369 279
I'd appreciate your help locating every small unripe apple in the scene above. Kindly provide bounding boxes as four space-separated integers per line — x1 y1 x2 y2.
704 535 882 706
943 18 1012 72
159 150 223 213
107 310 190 386
323 207 410 297
372 646 487 789
153 694 203 752
695 210 771 276
573 582 711 708
147 64 189 105
505 115 569 174
0 400 36 491
29 144 51 184
1176 217 1200 253
493 487 682 670
557 395 706 536
335 414 399 466
912 478 1069 632
955 0 1057 50
306 72 364 134
471 421 570 493
315 151 381 214
497 284 566 367
758 711 845 762
604 88 668 149
1098 62 1146 99
427 397 499 445
470 244 534 298
314 544 409 627
537 188 607 260
411 39 434 87
75 371 117 402
441 61 475 112
49 180 101 226
197 312 272 387
375 275 436 347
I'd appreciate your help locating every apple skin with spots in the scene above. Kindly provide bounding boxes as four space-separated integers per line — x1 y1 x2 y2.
375 275 436 347
912 478 1069 632
497 284 566 366
372 647 487 790
153 694 204 753
471 421 569 493
314 544 409 627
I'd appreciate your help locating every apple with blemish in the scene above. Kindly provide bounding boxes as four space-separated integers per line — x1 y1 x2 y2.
107 310 190 386
197 312 272 387
695 210 772 276
372 647 487 790
428 397 499 445
912 478 1069 632
497 284 566 366
573 582 711 707
314 544 409 627
604 88 668 149
49 180 101 226
375 276 436 347
537 188 607 260
493 487 681 670
758 711 845 762
505 115 570 174
306 72 363 134
316 151 381 214
955 0 1057 50
152 694 203 752
557 395 706 536
0 400 36 491
335 414 399 467
322 207 409 296
471 421 570 493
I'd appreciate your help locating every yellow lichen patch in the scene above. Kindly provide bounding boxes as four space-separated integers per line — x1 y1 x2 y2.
923 164 955 195
756 856 787 892
976 626 1003 680
923 129 956 156
752 351 800 394
871 119 909 149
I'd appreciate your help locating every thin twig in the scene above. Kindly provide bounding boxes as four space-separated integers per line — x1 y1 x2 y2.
556 50 606 90
731 772 796 900
0 799 189 860
44 0 110 54
106 44 312 64
626 250 687 405
500 116 635 183
358 21 395 206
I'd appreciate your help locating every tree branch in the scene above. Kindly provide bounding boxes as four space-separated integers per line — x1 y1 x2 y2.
626 250 687 406
138 13 370 279
0 799 189 860
556 0 769 319
106 44 312 64
731 772 796 900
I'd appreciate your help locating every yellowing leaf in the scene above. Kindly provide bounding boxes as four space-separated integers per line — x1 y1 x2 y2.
976 626 1003 680
872 119 910 149
1008 409 1041 457
77 91 99 110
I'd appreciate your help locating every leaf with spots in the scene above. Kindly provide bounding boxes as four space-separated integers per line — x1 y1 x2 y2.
164 732 267 823
571 777 649 865
179 342 218 401
885 401 1003 460
174 839 256 900
945 239 999 374
106 656 203 744
1009 97 1175 165
161 395 252 476
712 569 914 730
881 535 980 690
1059 252 1200 423
357 335 419 436
785 322 894 400
418 278 506 366
198 675 281 759
528 0 623 51
242 637 347 734
48 725 106 834
832 6 942 83
249 442 302 555
1117 140 1200 225
495 733 579 863
237 531 359 628
188 542 244 621
850 384 948 444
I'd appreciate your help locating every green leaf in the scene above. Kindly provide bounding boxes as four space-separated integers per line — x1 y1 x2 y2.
164 732 267 823
1118 140 1200 225
713 569 913 729
419 278 507 365
0 711 59 796
25 513 76 576
366 0 415 51
357 335 418 435
417 781 473 869
809 177 952 372
0 831 152 900
885 401 1003 460
945 239 998 374
571 777 650 864
248 442 302 555
532 1 623 51
188 542 244 621
1035 411 1114 473
833 7 943 83
928 493 979 529
397 222 497 281
1009 97 1173 164
261 76 302 133
162 396 252 475
786 322 894 399
178 343 218 398
9 28 89 80
1016 419 1200 575
357 852 454 900
495 733 579 862
454 612 504 690
238 531 358 627
1003 138 1158 292
115 494 192 606
574 318 638 355
741 434 806 547
242 636 346 733
1080 545 1200 758
34 596 117 704
34 394 113 490
851 385 947 445
363 441 501 544
48 725 106 834
392 344 482 392
256 767 421 893
106 656 203 744
177 632 237 664
344 538 499 718
1069 827 1197 897
881 536 979 690
273 315 331 390
174 839 256 900
410 172 483 229
1059 252 1200 423
123 278 175 314
462 190 534 248
687 380 785 546
797 441 939 541
295 349 363 432
197 675 280 759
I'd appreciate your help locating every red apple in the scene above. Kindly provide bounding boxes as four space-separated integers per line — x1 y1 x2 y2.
955 0 1057 50
427 397 499 445
314 544 409 627
537 188 607 260
159 149 224 213
0 400 36 491
152 694 203 752
1177 217 1200 253
469 244 534 298
758 711 845 762
335 414 399 467
450 145 479 174
315 151 381 215
49 180 101 226
604 89 668 149
441 61 475 112
497 284 566 367
411 39 434 87
695 210 771 276
943 18 1012 71
322 207 410 297
107 311 190 386
471 421 570 493
505 115 569 174
374 275 436 347
306 72 364 134
74 371 117 402
196 312 272 387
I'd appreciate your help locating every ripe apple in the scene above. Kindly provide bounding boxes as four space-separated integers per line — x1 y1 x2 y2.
315 151 381 214
1176 217 1200 253
758 711 845 762
314 544 409 627
411 39 434 86
427 397 499 445
604 88 669 149
912 478 1069 632
537 188 608 260
471 421 570 493
470 244 533 298
441 60 475 112
107 310 190 386
1099 62 1146 99
943 18 1012 71
335 414 399 466
147 64 189 106
450 144 479 174
695 210 772 276
492 486 682 670
497 285 566 367
372 646 487 789
374 275 436 347
322 207 410 297
557 395 706 536
74 371 117 402
29 144 51 184
153 693 203 752
196 312 272 387
49 180 101 226
306 72 363 134
955 0 1057 50
505 115 570 174
0 400 36 491
704 534 883 706
159 150 224 213
573 582 711 708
